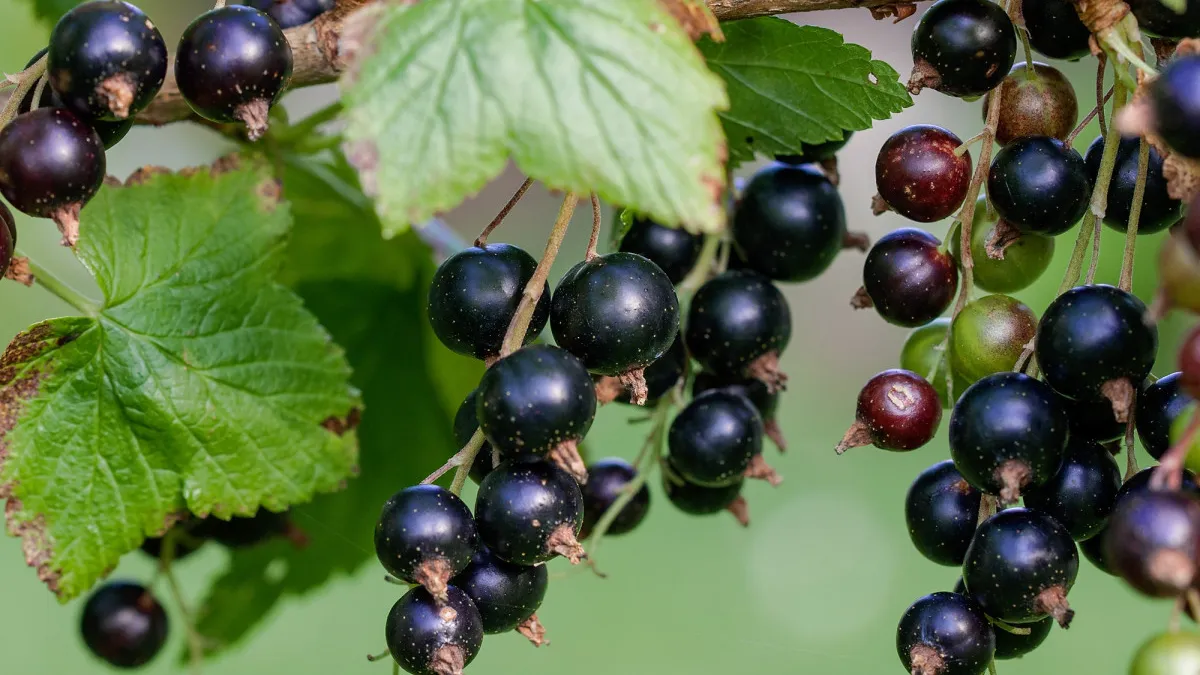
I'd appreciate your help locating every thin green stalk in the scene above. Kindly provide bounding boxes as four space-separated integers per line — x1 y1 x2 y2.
0 55 47 129
500 194 578 355
160 538 204 675
19 252 99 316
678 233 721 298
280 101 343 140
1118 139 1150 291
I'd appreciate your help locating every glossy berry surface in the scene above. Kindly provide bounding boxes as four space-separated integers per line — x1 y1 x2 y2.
618 217 701 285
1079 531 1114 575
692 371 778 422
240 0 334 28
684 271 791 379
374 485 479 589
428 244 549 360
451 547 547 634
1085 136 1181 234
1105 490 1200 597
1021 0 1092 61
385 586 483 675
580 458 650 538
0 108 105 220
1062 393 1126 445
987 136 1090 236
875 125 971 223
1152 56 1200 159
843 369 942 452
194 508 290 547
732 163 847 282
615 335 686 405
988 62 1078 146
895 592 994 675
862 228 958 328
175 6 293 135
949 293 1037 383
19 48 133 149
900 318 970 408
993 615 1052 660
1022 439 1121 540
1128 0 1200 38
551 252 680 376
454 389 496 484
1138 373 1192 460
904 460 981 566
1130 632 1200 675
951 197 1054 294
949 372 1068 502
80 581 169 668
1036 285 1158 401
962 508 1079 626
668 390 763 487
476 345 596 457
775 131 853 164
0 203 13 278
474 458 584 565
48 1 168 120
909 0 1016 98
663 474 746 521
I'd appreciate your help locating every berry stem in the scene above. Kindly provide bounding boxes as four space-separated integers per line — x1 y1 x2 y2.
17 252 99 316
1124 403 1139 482
1152 409 1200 490
1100 16 1158 83
1084 215 1102 285
585 193 602 261
987 660 997 675
499 192 578 356
475 177 535 248
1017 26 1035 75
678 233 722 299
273 101 343 144
1065 85 1114 149
1117 139 1150 292
0 53 47 130
1095 55 1109 140
29 74 48 112
366 650 391 662
159 544 204 675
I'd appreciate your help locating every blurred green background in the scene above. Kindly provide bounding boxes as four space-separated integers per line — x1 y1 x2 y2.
0 1 1192 673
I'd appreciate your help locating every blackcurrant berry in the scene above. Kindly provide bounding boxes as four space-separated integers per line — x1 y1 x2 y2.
606 335 686 406
1021 0 1091 61
374 485 478 599
1130 631 1200 675
454 389 496 485
837 369 942 453
476 344 596 480
1036 285 1158 418
239 0 334 28
987 136 1090 236
48 1 168 120
861 228 958 328
428 243 549 360
175 5 293 139
1085 136 1181 234
1061 392 1126 445
80 581 169 668
684 270 791 389
194 508 295 548
949 372 1068 503
909 0 1016 98
140 520 206 562
23 49 134 150
386 586 483 675
949 293 1037 383
1079 531 1114 575
579 458 650 538
775 131 853 165
1128 0 1200 38
1105 490 1200 597
550 252 680 399
663 472 749 526
949 579 1053 658
1139 373 1192 460
450 546 547 635
904 460 982 566
0 108 104 246
875 125 971 223
1151 56 1200 160
668 390 774 487
988 62 1078 146
900 318 970 409
896 592 995 675
1023 439 1121 540
963 508 1079 626
474 457 585 565
618 217 702 285
731 163 847 282
692 371 784 450
951 197 1054 294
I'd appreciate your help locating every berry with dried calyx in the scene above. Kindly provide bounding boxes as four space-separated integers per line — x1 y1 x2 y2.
987 136 1090 236
451 547 548 638
579 458 651 539
908 0 1016 98
668 390 776 487
987 62 1078 146
950 196 1055 294
837 369 942 454
1022 439 1122 541
896 592 995 675
949 293 1037 383
861 228 958 328
904 460 982 566
1106 490 1200 598
474 457 586 565
684 270 791 391
692 371 785 451
663 472 750 526
385 586 483 675
1150 55 1200 160
618 217 702 285
80 581 169 668
374 485 479 600
875 125 971 223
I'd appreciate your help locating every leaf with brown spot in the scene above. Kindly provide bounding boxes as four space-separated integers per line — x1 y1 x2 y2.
658 0 723 41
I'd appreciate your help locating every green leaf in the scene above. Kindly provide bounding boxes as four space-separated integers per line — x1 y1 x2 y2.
190 154 481 658
22 0 78 24
0 161 360 600
340 0 728 234
699 18 913 165
1160 0 1187 13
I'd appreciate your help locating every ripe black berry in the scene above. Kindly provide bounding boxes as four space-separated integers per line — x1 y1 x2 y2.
668 390 774 487
1128 0 1200 38
692 371 784 450
1079 531 1114 575
0 108 105 246
375 485 479 599
987 136 1090 236
175 5 293 139
1061 392 1126 445
875 125 971 223
48 1 168 120
1085 136 1181 234
1022 439 1121 540
0 203 14 279
454 389 496 484
962 508 1079 626
385 586 483 675
909 0 1016 98
988 62 1078 146
984 608 1053 660
240 0 334 28
951 197 1055 294
1036 285 1158 417
80 581 169 668
476 345 596 479
900 318 970 408
775 132 853 164
896 592 995 675
949 293 1037 383
450 547 548 635
428 244 549 360
22 49 133 149
1105 490 1200 597
580 458 651 538
949 372 1069 503
607 335 686 406
1151 56 1200 160
837 369 942 453
1021 0 1091 61
684 271 791 389
861 228 958 328
663 473 749 526
140 520 206 562
618 217 701 285
731 163 847 282
474 457 585 565
194 508 294 548
904 460 982 566
1138 373 1192 460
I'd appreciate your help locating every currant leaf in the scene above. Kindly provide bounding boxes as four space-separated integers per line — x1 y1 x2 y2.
0 159 360 600
21 0 80 24
339 0 728 235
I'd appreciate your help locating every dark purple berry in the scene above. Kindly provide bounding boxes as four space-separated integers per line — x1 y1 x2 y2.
838 369 942 453
684 271 791 389
374 485 479 599
861 228 959 328
992 615 1052 660
1022 439 1121 540
1022 0 1091 61
1079 531 1114 575
667 390 769 488
987 136 1090 236
663 473 749 525
1062 392 1126 445
1085 136 1182 235
580 458 650 538
194 508 292 548
904 460 982 566
1151 56 1200 160
22 49 132 149
80 581 169 668
1105 490 1200 597
875 125 971 223
1128 0 1200 38
239 0 334 28
451 547 547 634
454 389 496 485
1138 373 1193 460
612 335 686 406
139 520 206 562
692 371 783 450
775 132 853 165
385 586 483 675
474 458 585 565
896 592 995 675
618 217 702 285
909 0 1016 98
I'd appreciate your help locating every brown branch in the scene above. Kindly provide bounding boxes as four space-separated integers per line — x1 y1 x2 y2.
707 0 899 20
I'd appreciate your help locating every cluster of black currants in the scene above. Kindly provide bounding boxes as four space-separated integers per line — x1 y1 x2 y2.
0 0 304 252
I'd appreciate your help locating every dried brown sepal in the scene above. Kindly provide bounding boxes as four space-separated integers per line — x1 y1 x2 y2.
234 99 271 141
516 614 548 647
746 351 788 393
1102 377 1134 424
547 524 586 564
820 156 841 186
1148 549 1197 592
430 645 466 675
851 286 874 309
835 420 873 455
985 219 1023 260
995 459 1031 506
843 230 870 252
97 73 135 119
548 440 588 484
726 496 751 527
871 193 892 216
1073 0 1129 35
4 257 33 286
594 376 624 405
869 2 917 23
657 0 724 41
51 204 82 247
1034 585 1075 628
744 454 782 486
1152 37 1179 65
908 644 945 675
414 558 453 602
619 367 649 406
764 417 787 452
906 58 940 96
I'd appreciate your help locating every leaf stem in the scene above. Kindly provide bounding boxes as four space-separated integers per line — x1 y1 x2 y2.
586 193 602 261
1118 139 1150 292
159 538 204 675
475 178 535 247
499 193 578 356
678 233 722 299
274 101 343 143
17 251 99 316
1017 26 1035 73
